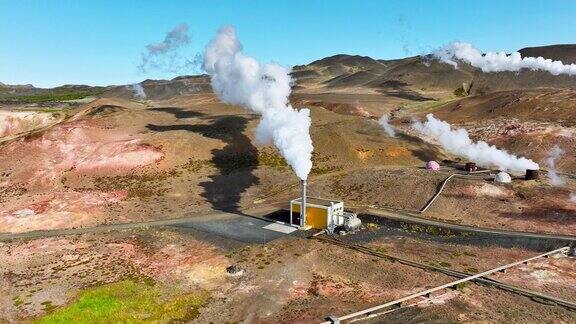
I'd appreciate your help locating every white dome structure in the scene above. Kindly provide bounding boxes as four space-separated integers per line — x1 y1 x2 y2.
494 171 512 183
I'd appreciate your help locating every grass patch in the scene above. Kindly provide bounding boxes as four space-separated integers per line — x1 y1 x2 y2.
93 172 174 198
439 261 452 268
310 165 343 176
91 157 212 198
0 88 104 104
13 296 23 307
456 282 469 291
36 280 209 323
365 223 380 230
372 246 388 254
400 223 467 237
40 300 57 313
181 159 213 173
198 149 342 176
211 148 288 173
257 148 288 170
401 97 459 113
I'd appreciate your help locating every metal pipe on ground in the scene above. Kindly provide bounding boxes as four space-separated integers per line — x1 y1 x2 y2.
301 179 307 228
420 174 456 213
420 170 493 213
321 245 570 323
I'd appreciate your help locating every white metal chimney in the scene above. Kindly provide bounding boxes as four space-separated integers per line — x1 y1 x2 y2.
300 179 307 227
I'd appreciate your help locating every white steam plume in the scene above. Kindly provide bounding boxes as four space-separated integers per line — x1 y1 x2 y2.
128 83 146 99
433 42 576 76
139 23 199 73
412 114 539 172
378 114 396 137
203 26 313 180
544 145 565 186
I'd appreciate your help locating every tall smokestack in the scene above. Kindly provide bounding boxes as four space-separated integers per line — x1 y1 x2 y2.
301 180 307 227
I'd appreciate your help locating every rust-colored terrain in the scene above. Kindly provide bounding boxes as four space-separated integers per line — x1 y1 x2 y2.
1 45 576 322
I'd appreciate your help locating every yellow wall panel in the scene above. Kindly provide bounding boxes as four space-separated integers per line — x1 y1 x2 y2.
291 203 328 229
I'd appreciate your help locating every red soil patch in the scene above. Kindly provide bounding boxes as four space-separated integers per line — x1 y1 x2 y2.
0 190 128 233
138 242 228 279
2 120 163 186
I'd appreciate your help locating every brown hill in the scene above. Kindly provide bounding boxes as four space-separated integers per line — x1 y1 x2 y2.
425 88 576 124
101 75 212 100
292 50 576 97
519 44 576 64
407 88 576 172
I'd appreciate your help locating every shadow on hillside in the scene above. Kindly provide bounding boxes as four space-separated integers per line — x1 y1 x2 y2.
146 115 259 212
149 107 204 119
383 90 434 101
396 132 445 162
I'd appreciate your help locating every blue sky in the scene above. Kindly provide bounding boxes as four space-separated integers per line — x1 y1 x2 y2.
1 0 575 88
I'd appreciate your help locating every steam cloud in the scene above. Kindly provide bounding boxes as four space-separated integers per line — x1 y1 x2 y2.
128 83 146 99
544 145 565 186
412 114 539 172
139 24 199 73
378 114 396 137
203 26 313 180
433 42 576 76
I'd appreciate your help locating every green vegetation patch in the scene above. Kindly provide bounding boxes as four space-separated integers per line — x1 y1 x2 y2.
36 280 209 324
401 97 460 113
456 282 469 291
365 223 381 230
257 148 288 170
181 159 214 173
439 261 452 268
208 148 288 173
13 296 24 307
310 165 341 176
93 172 174 198
400 223 468 237
90 159 215 198
200 149 343 176
0 88 105 104
372 246 388 254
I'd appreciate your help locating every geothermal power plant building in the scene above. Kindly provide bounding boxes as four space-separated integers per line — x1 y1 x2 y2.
290 197 344 229
290 196 361 231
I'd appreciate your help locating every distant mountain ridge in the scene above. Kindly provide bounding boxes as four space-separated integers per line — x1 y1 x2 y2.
518 44 576 64
291 44 576 97
2 44 576 102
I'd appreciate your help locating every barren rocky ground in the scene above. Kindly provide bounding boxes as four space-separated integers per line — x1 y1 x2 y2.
2 47 576 322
